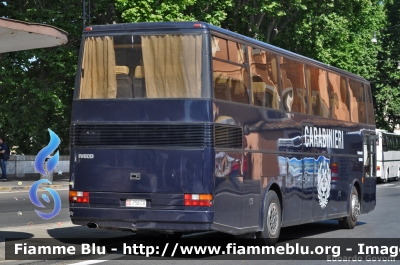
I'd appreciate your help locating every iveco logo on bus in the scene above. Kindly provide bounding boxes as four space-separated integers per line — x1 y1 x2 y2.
303 125 344 149
78 154 94 159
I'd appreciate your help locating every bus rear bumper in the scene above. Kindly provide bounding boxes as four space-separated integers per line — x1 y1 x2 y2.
70 207 213 232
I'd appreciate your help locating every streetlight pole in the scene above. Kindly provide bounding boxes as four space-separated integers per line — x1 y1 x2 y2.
82 0 85 31
371 24 400 43
82 0 91 31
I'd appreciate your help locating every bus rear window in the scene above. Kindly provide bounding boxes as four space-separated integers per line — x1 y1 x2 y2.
79 34 203 99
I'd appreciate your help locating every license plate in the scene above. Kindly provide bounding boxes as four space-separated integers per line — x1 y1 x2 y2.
126 199 146 208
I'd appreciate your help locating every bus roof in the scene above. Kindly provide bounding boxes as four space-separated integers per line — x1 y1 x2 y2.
0 18 68 53
376 129 400 136
84 21 369 83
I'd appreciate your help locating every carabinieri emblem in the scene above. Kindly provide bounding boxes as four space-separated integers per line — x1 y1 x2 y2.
317 160 331 209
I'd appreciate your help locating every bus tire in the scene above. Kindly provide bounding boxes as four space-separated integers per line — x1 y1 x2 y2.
339 186 360 229
258 190 281 246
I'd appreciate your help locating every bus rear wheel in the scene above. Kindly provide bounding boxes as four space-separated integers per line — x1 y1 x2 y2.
339 186 360 229
257 190 281 246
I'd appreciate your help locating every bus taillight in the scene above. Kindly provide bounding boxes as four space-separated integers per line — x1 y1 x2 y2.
331 163 338 174
331 163 339 181
184 194 212 206
69 191 90 203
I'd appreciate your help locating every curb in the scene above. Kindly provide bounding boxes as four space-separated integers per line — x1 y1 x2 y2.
0 185 68 192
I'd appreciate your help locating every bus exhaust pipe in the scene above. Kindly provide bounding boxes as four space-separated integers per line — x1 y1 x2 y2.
86 222 98 229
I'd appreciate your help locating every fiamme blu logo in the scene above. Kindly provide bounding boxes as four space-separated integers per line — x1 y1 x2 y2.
29 129 62 220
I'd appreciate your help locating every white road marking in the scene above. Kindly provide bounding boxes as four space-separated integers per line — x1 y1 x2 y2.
0 189 69 194
377 184 395 187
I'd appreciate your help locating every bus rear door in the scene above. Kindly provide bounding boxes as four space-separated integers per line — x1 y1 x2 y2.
362 133 377 213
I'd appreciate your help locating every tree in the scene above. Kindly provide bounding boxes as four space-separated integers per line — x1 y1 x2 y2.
117 0 387 127
373 0 400 132
0 1 79 154
0 0 117 154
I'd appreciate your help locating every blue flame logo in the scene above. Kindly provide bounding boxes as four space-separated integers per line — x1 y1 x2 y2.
29 179 62 219
34 129 60 176
29 129 62 220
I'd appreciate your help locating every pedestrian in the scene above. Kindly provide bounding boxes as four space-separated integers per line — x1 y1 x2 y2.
0 136 10 181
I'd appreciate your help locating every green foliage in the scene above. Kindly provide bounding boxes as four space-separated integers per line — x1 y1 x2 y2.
266 0 385 79
116 0 196 22
0 0 117 154
372 0 400 132
0 0 81 154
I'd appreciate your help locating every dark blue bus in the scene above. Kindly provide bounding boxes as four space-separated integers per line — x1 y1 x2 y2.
69 22 376 245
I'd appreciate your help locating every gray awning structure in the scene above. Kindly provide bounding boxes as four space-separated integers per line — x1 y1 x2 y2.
0 18 68 53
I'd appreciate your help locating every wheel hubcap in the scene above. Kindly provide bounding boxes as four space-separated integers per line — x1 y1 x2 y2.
267 202 279 236
351 194 360 221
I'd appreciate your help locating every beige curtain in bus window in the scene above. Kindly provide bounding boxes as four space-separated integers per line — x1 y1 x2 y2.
141 35 202 98
80 37 117 99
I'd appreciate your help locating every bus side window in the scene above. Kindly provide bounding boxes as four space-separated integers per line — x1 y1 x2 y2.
212 36 228 60
306 65 330 117
214 75 232 101
213 61 248 103
212 36 249 104
228 41 248 104
328 72 350 121
382 136 388 152
348 79 367 124
248 47 280 109
364 84 375 125
279 57 307 114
